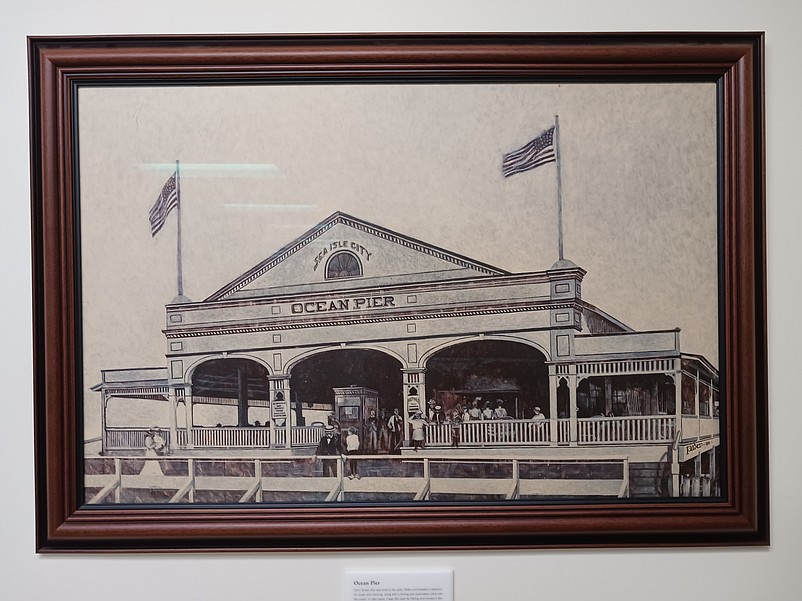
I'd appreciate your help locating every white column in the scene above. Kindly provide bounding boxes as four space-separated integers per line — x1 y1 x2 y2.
269 375 292 449
671 446 681 498
284 379 292 449
672 368 682 497
100 391 109 455
694 370 701 438
403 368 425 447
548 366 558 444
167 388 179 455
674 366 682 433
185 386 195 449
568 374 578 446
709 448 718 496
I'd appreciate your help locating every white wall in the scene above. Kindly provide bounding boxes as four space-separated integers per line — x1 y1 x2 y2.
3 1 799 599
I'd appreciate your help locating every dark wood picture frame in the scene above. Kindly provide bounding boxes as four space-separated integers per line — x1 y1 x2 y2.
29 33 767 552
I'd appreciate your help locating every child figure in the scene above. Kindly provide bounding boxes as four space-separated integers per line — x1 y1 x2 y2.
345 427 361 479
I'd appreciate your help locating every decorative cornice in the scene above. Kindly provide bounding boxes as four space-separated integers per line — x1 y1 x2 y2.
170 270 553 314
165 300 577 339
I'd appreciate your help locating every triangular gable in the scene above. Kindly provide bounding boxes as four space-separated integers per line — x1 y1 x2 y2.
206 212 508 301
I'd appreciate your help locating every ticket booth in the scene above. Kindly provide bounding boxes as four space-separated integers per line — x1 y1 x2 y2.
333 386 379 440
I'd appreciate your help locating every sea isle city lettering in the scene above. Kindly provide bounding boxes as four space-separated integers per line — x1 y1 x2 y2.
313 240 373 271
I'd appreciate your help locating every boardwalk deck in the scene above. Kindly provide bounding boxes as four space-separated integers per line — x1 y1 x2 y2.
85 454 630 504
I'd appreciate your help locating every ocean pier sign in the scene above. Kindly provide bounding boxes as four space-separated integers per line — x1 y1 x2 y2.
291 295 396 315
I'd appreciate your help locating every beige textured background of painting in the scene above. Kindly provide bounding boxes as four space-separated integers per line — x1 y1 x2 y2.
78 83 717 434
3 1 800 600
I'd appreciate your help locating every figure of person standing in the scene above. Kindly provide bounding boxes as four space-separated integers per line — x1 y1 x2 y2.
426 399 437 421
344 427 361 479
144 428 157 455
492 400 508 440
365 409 379 454
388 408 403 454
315 425 342 477
141 427 166 476
378 409 391 453
449 409 462 448
410 412 426 451
468 399 482 421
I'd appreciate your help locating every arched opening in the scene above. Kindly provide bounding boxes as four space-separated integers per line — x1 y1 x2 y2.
425 340 548 419
556 378 570 418
290 349 403 424
190 358 270 427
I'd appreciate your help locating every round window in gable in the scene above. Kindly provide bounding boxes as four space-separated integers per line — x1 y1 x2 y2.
325 251 362 279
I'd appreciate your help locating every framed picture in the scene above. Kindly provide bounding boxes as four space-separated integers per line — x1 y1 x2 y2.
29 33 768 552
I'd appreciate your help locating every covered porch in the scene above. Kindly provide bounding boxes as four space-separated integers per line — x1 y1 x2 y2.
100 414 680 453
92 346 717 455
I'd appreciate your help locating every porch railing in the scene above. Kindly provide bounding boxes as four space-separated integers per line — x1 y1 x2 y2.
575 416 676 444
105 425 325 451
557 419 570 444
104 416 680 451
105 427 172 451
273 425 326 447
189 426 271 448
427 420 552 447
293 424 326 446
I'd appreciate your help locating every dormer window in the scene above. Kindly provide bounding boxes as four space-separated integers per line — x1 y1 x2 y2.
325 251 362 279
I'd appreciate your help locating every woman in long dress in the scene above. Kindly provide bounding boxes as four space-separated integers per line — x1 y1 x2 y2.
410 412 426 451
140 427 165 476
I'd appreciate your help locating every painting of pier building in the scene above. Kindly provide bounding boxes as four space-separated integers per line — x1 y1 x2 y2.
86 212 720 505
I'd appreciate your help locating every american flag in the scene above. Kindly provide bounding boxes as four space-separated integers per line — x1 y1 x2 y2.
148 172 179 236
502 126 556 177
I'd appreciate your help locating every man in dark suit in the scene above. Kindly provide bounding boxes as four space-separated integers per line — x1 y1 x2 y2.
315 425 342 477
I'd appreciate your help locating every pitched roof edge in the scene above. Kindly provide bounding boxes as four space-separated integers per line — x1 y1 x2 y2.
204 211 508 301
578 299 634 333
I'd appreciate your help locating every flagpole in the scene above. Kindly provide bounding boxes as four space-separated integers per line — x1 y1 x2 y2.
175 160 184 298
554 115 564 261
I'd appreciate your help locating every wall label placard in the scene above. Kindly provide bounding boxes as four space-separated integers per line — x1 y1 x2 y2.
344 571 453 601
